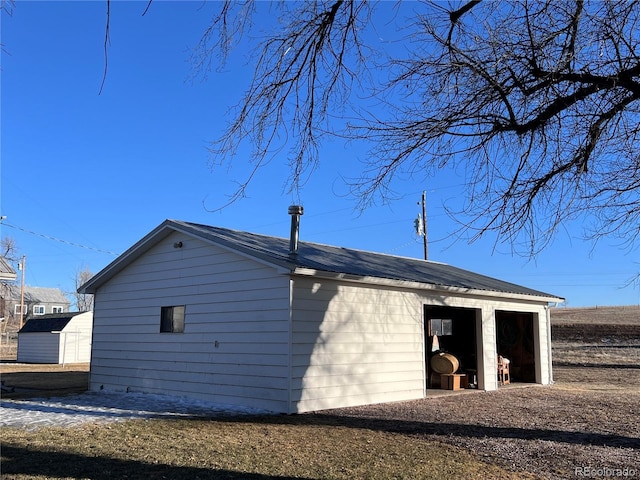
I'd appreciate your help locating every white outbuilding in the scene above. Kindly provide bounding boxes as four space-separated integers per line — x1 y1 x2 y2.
79 214 563 414
17 312 93 364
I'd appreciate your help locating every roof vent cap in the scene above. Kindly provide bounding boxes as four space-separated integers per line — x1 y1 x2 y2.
288 205 304 216
288 205 304 255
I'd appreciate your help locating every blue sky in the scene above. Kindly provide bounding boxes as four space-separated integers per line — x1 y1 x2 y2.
1 1 638 308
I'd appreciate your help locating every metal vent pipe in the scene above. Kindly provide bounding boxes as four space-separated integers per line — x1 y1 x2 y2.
288 205 304 255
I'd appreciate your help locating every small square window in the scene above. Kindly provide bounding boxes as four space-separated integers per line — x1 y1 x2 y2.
14 304 25 315
33 305 46 315
160 306 185 333
430 318 453 336
52 306 64 313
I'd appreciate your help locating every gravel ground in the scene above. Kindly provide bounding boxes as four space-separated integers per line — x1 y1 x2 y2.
305 347 640 480
310 384 639 480
310 338 640 480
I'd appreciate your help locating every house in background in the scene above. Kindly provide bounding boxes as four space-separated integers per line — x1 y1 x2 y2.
17 311 93 364
2 283 70 338
80 212 563 414
6 285 70 319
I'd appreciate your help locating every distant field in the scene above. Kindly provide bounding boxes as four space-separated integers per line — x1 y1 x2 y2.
551 305 640 341
551 305 640 325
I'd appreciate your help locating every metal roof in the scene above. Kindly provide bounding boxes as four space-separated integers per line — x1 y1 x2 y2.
174 221 562 300
4 285 70 305
81 219 563 302
23 286 70 304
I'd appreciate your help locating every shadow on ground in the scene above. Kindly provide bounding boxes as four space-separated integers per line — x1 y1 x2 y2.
1 370 89 399
1 444 308 480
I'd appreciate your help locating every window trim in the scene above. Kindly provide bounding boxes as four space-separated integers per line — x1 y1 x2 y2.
52 306 64 313
160 305 185 333
33 305 46 315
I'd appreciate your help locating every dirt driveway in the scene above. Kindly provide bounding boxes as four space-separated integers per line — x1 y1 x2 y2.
312 383 638 479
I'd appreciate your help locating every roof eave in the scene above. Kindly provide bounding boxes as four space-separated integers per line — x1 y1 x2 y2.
291 267 564 304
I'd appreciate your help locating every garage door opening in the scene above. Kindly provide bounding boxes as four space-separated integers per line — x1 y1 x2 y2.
424 306 479 391
496 310 537 383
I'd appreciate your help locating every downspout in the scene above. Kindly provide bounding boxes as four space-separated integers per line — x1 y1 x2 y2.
288 278 294 414
88 299 97 392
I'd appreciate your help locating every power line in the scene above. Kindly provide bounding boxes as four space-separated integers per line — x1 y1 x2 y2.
386 239 421 254
1 222 120 256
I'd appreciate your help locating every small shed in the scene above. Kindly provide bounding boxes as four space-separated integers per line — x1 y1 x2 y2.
17 312 93 364
80 216 563 414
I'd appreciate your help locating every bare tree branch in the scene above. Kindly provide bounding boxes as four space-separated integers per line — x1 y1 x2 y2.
98 0 110 95
199 1 372 210
72 267 94 312
179 0 640 255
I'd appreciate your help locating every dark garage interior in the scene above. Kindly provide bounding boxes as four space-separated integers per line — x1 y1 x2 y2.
424 306 478 389
496 310 537 383
424 307 538 389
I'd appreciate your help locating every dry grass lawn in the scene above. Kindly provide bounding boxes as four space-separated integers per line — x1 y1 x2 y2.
1 363 89 399
1 418 533 480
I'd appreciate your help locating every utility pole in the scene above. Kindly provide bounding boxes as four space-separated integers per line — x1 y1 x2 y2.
19 255 26 329
421 191 428 260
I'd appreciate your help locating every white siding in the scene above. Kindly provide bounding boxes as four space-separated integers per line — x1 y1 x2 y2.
59 312 93 363
290 278 426 413
90 227 553 413
90 232 291 412
290 277 553 413
480 305 498 391
17 333 59 363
